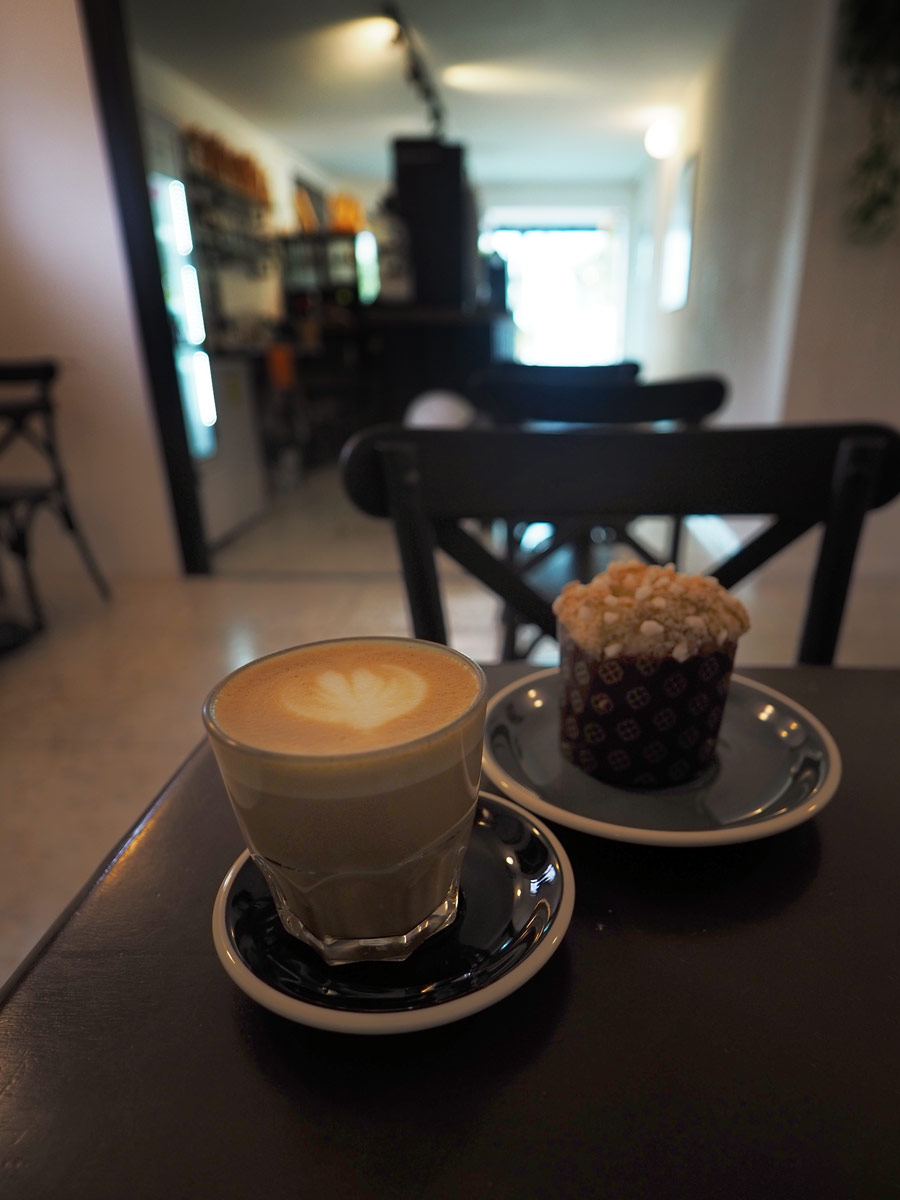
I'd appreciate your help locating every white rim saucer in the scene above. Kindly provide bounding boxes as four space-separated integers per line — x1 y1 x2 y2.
483 670 842 847
212 792 575 1035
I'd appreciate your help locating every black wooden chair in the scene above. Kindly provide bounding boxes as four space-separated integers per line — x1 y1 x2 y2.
466 361 642 422
463 371 728 655
464 371 727 559
340 422 900 665
0 360 110 644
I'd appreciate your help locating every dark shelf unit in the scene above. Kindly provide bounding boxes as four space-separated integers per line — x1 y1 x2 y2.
184 170 275 273
276 232 378 466
390 138 479 311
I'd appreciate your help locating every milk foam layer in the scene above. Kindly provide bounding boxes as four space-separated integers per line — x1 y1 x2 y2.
209 638 481 757
282 665 428 730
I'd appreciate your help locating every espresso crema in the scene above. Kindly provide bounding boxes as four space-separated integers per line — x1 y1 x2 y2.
210 637 480 755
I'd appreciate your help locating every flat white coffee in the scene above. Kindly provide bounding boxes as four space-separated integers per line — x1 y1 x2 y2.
210 638 479 755
204 638 487 956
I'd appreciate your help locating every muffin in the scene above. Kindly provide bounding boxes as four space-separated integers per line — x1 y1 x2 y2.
553 560 750 788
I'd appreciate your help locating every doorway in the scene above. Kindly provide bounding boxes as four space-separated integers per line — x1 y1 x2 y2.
480 211 629 366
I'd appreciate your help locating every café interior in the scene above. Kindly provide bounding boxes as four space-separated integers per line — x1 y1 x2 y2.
3 1 900 1192
2 0 899 1045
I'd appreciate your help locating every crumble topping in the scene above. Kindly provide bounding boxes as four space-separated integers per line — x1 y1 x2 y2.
553 560 750 661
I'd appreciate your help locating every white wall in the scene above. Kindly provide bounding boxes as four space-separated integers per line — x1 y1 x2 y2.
639 0 835 426
0 0 181 580
631 0 898 574
625 147 669 370
783 57 900 571
784 63 900 428
477 181 636 213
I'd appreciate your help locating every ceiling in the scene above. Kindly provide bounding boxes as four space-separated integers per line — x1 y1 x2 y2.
125 0 745 194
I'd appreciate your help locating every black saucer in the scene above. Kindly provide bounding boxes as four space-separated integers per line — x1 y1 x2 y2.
212 792 575 1034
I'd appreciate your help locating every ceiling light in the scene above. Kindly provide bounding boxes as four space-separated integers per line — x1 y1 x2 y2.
443 63 509 91
353 16 397 49
304 19 399 75
644 117 680 160
442 63 567 94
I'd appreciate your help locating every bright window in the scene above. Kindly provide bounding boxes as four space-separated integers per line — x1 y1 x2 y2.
481 220 628 365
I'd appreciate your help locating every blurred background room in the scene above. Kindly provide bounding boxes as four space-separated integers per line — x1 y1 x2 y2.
1 0 898 982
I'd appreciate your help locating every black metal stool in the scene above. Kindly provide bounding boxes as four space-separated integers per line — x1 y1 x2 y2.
0 359 110 646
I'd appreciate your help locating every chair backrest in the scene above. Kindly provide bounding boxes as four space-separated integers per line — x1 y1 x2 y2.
0 360 59 461
469 361 640 408
0 360 57 386
466 364 725 427
341 422 900 665
0 359 57 407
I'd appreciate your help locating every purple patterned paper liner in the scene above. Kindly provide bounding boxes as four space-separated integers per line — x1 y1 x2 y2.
558 627 737 789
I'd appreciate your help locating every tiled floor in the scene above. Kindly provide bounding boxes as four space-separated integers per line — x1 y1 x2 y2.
1 464 897 986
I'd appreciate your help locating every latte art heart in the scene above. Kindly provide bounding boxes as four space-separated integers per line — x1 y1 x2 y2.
283 666 428 730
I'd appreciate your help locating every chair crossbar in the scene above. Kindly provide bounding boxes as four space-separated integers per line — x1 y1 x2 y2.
435 521 556 635
709 516 816 589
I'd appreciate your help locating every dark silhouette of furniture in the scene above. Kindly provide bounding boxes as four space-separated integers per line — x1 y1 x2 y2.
462 371 727 655
362 307 508 422
390 138 479 310
341 422 900 665
463 370 726 558
466 361 643 423
0 360 110 644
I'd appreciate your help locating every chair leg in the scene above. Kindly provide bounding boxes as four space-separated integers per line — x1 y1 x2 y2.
574 530 593 582
501 608 520 659
54 495 111 600
378 441 447 644
38 401 111 601
500 519 523 659
798 436 884 665
17 555 45 631
0 503 46 631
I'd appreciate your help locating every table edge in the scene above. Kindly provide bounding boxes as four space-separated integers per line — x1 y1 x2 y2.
0 742 209 1005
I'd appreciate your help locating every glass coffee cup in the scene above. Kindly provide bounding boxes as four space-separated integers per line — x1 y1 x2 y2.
203 637 487 966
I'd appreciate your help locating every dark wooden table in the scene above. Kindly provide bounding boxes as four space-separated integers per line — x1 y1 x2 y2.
2 667 899 1199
